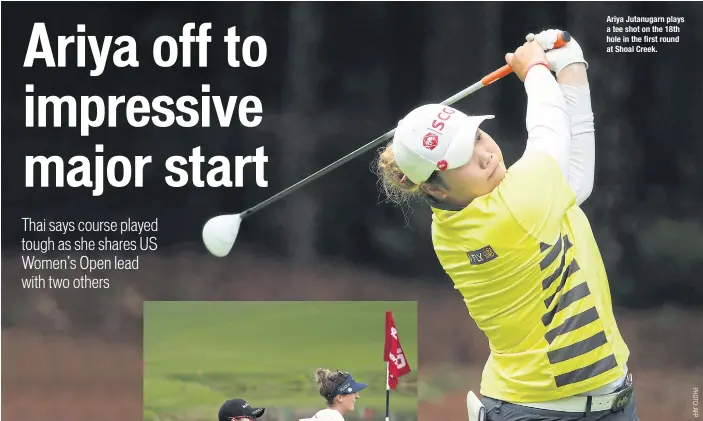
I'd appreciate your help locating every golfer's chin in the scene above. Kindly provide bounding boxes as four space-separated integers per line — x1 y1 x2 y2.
473 176 504 199
489 162 507 186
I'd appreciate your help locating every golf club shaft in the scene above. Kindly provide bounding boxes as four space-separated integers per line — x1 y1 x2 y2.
241 32 570 219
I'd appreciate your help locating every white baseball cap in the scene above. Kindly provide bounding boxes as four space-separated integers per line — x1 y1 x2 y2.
392 104 494 184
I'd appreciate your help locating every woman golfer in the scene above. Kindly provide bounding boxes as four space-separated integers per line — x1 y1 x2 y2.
300 368 368 421
375 30 638 421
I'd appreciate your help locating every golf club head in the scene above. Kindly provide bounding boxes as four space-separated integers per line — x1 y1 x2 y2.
202 213 242 257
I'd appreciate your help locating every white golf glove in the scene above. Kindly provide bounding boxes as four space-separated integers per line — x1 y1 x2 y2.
525 29 588 76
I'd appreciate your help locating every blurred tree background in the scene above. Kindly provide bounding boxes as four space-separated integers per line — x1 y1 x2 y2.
2 3 703 421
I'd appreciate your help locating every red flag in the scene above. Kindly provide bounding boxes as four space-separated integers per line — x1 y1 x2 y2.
383 311 412 390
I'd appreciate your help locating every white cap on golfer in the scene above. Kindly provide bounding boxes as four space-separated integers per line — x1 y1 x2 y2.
392 104 494 184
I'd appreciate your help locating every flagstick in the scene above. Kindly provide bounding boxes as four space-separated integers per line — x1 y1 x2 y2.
385 361 390 421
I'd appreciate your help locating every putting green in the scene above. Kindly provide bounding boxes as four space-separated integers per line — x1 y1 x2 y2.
144 301 418 420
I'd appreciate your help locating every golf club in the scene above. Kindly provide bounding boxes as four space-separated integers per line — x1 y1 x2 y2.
202 32 571 257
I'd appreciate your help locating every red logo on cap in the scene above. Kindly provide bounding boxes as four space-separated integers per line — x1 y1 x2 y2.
422 133 438 150
437 160 448 171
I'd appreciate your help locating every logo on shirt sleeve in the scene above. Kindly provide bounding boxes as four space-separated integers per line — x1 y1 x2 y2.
467 245 498 265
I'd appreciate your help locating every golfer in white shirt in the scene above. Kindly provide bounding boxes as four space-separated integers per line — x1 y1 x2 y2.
300 369 369 421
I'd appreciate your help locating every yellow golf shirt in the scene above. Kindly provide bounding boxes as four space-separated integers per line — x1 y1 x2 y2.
431 149 629 402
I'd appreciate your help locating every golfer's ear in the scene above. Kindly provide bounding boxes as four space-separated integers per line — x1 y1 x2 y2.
420 182 446 200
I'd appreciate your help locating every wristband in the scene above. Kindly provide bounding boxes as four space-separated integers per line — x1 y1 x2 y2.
523 60 550 80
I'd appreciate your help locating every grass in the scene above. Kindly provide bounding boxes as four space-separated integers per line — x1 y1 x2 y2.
144 301 418 420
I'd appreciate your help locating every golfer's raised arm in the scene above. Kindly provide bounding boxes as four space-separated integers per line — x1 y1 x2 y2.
529 29 595 205
517 53 571 179
557 63 595 207
559 65 594 205
499 41 575 242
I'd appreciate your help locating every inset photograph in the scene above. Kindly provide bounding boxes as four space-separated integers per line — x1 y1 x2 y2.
143 301 418 421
